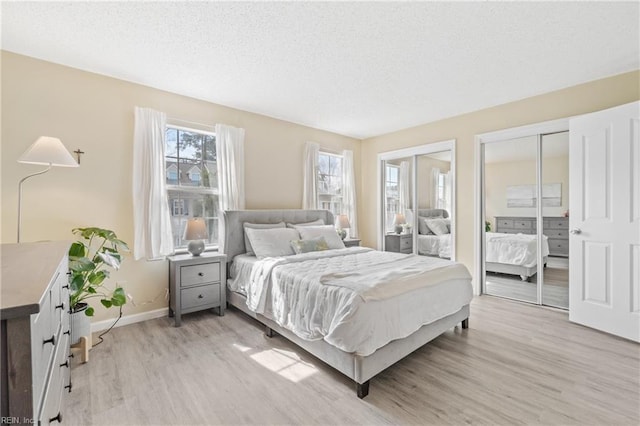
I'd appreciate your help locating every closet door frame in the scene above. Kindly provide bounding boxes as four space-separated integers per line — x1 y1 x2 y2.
377 139 456 259
474 119 569 297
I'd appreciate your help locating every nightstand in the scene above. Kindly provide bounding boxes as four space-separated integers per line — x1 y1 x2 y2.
168 252 227 327
385 233 413 254
343 238 361 247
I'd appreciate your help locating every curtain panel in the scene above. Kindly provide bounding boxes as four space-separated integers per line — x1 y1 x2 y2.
399 161 411 214
302 141 320 209
342 149 358 238
132 107 174 260
215 124 246 211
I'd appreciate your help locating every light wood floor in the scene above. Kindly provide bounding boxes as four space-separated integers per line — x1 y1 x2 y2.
64 296 639 425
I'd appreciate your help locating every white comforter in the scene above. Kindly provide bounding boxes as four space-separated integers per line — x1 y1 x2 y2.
485 232 550 267
232 247 472 356
418 234 451 258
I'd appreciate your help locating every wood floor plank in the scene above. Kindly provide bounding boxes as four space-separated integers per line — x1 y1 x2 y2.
63 296 639 425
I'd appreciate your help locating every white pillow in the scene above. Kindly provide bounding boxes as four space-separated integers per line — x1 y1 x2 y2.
243 222 285 255
286 219 325 228
244 227 300 259
426 218 449 236
297 225 345 250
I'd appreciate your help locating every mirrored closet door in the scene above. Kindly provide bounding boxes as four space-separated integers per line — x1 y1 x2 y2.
481 131 569 308
379 141 456 260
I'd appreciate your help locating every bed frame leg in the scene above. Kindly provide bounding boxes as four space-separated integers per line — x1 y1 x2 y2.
356 381 370 399
264 326 275 338
461 318 469 329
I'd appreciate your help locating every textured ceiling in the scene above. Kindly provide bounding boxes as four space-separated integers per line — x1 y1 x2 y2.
2 1 638 139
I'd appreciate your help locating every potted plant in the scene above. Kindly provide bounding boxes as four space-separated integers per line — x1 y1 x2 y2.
68 227 129 345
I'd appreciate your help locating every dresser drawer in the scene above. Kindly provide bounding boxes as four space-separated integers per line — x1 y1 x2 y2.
549 239 569 254
547 218 569 229
545 229 568 239
181 284 221 310
497 219 514 229
180 263 220 287
514 220 534 230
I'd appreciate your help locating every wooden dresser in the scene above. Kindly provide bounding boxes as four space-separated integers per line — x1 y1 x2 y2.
494 216 569 257
1 241 72 424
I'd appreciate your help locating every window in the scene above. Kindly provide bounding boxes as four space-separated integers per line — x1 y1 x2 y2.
317 152 343 216
385 164 400 232
165 126 218 249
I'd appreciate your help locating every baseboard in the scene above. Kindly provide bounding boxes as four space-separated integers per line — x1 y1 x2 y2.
90 307 168 333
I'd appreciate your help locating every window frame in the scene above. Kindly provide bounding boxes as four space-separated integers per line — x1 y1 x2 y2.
317 151 344 217
165 124 219 251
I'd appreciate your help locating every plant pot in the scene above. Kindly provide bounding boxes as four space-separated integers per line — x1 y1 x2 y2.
70 303 91 345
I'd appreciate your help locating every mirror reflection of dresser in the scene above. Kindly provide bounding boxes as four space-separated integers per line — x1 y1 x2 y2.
494 216 569 257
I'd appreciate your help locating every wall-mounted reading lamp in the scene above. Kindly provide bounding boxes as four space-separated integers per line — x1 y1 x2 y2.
17 136 78 242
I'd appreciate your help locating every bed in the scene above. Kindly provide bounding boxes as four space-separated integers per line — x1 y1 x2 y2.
485 232 550 281
219 209 473 398
415 209 451 258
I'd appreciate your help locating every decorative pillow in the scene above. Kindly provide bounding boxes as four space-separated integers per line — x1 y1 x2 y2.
245 227 300 259
426 218 449 236
286 219 325 228
297 225 345 250
243 222 286 256
290 236 329 254
418 217 434 235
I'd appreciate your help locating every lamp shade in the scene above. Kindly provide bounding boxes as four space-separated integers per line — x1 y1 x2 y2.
393 213 406 225
335 214 351 229
183 218 208 240
18 136 78 167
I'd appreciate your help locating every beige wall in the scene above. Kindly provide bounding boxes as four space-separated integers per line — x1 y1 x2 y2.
360 70 639 285
417 156 451 209
485 156 569 230
0 51 360 322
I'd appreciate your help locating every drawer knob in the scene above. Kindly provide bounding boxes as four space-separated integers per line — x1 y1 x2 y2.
49 412 62 423
198 294 204 299
198 272 205 277
65 382 72 392
43 335 56 346
62 284 70 289
60 360 69 368
55 303 65 310
64 329 71 336
570 228 582 235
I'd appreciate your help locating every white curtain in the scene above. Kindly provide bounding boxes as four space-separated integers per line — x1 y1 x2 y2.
302 141 319 209
132 107 174 260
399 161 411 213
431 167 441 208
342 149 358 238
215 124 245 211
444 171 452 213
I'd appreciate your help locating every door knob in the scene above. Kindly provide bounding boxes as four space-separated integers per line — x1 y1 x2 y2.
570 228 582 235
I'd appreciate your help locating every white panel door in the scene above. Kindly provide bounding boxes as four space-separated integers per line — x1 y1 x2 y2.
569 101 640 342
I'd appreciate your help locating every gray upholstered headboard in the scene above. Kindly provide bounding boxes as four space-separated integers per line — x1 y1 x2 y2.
219 209 335 262
416 209 449 218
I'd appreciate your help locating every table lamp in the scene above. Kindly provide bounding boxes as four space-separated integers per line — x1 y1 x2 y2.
17 136 78 242
393 213 406 234
335 214 350 239
183 218 208 256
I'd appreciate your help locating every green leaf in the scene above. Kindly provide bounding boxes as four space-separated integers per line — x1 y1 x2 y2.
97 251 121 270
69 274 84 292
87 270 107 285
69 257 95 272
87 287 97 294
101 299 112 308
68 241 87 257
85 306 95 316
112 287 127 306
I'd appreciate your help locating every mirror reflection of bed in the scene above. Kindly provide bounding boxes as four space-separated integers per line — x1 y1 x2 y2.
483 133 570 309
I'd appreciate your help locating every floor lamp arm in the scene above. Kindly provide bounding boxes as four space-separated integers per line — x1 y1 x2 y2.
17 165 52 243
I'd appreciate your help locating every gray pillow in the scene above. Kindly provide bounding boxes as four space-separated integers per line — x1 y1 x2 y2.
245 227 300 259
286 219 325 228
243 222 285 255
426 218 449 236
418 217 434 235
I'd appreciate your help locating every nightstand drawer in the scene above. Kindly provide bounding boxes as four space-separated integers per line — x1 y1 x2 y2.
549 239 569 254
497 219 514 229
399 237 412 250
181 284 220 310
514 220 534 230
181 262 220 287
